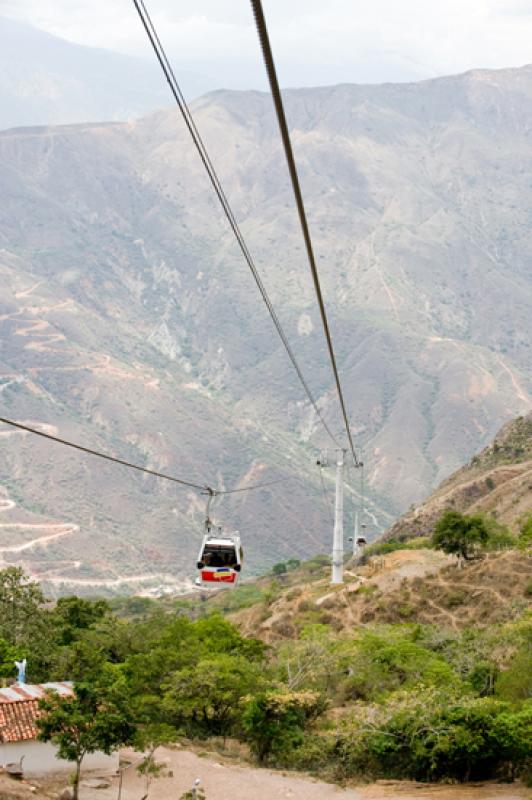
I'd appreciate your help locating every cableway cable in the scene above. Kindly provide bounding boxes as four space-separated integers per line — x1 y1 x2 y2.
131 0 339 448
249 0 361 467
0 417 282 496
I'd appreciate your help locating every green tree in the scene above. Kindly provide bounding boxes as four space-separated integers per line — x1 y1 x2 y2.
432 510 489 560
163 653 265 739
416 626 502 695
272 562 287 575
0 568 55 681
49 637 109 683
53 597 111 645
0 636 25 680
125 614 264 707
0 567 46 645
37 674 136 800
242 690 325 763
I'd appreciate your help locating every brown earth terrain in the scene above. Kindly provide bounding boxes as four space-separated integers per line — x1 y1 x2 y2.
0 748 528 800
383 413 532 542
230 548 531 642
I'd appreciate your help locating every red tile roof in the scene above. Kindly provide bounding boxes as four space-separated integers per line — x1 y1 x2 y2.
0 683 74 744
0 699 40 743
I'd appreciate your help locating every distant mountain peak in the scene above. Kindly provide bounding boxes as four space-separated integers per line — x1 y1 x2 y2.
0 15 211 130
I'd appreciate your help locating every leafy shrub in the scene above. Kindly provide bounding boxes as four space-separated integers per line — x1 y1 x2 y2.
468 660 500 697
179 789 206 800
301 555 330 574
402 536 432 549
242 690 326 763
362 537 432 559
335 690 532 782
482 517 516 551
286 731 337 773
3 566 532 788
396 603 416 619
339 628 458 702
263 582 280 607
496 633 532 703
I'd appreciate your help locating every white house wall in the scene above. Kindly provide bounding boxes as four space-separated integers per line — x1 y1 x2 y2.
0 740 118 775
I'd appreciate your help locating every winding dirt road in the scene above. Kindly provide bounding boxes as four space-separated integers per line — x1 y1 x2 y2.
0 492 79 567
0 484 188 593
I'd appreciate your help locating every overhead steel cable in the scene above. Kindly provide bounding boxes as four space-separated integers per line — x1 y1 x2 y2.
249 0 361 467
0 417 282 496
219 478 283 495
131 0 339 448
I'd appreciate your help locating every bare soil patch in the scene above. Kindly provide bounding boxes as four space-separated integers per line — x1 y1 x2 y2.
1 748 528 800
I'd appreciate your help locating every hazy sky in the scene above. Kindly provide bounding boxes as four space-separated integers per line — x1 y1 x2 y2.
2 0 532 90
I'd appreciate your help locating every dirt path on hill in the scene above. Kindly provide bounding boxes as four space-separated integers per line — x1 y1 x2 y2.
0 489 79 567
0 487 187 592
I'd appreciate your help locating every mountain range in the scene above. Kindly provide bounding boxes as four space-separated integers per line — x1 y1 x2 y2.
0 16 210 130
0 64 530 595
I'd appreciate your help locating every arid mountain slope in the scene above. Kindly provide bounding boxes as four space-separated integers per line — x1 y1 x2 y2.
226 548 530 643
383 412 532 542
221 416 531 641
0 68 531 592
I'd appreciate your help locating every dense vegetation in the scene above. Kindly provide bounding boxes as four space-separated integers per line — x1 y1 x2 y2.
0 512 530 787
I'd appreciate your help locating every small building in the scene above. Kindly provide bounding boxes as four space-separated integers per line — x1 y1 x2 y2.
0 683 118 776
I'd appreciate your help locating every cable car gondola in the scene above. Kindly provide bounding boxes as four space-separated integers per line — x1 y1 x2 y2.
196 528 242 586
195 489 243 587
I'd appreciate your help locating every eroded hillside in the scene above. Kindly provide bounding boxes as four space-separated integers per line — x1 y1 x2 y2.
226 548 531 642
384 412 532 542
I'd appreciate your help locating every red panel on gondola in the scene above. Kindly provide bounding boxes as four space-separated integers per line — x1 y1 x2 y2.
201 569 237 583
